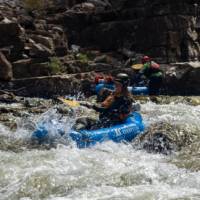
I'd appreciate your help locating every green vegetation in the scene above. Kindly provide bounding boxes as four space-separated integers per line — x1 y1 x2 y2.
23 0 44 10
48 57 62 74
22 0 54 11
75 53 90 64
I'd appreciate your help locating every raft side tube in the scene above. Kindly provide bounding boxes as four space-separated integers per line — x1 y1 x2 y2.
96 83 148 95
31 112 145 148
128 86 149 95
70 112 145 148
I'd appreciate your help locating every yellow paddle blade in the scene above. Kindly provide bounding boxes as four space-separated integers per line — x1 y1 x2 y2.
131 63 143 70
57 97 80 107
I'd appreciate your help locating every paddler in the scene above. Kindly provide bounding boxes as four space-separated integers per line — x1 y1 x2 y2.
140 56 163 95
73 73 133 130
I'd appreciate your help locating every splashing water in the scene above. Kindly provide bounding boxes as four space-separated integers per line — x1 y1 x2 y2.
0 101 200 200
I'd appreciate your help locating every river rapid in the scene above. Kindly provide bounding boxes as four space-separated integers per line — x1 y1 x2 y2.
0 100 200 200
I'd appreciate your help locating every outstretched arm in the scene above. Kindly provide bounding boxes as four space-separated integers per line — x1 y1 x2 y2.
80 102 107 113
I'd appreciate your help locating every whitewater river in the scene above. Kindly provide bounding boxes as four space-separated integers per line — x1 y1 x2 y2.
0 101 200 200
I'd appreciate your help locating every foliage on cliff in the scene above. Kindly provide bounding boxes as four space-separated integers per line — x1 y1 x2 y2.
22 0 54 10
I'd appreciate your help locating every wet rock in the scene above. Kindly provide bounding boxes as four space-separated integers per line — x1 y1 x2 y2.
0 90 16 103
141 132 175 155
56 104 74 115
148 96 200 106
133 124 176 155
23 98 49 108
164 62 200 95
133 121 200 154
0 52 13 81
0 96 54 130
187 97 200 106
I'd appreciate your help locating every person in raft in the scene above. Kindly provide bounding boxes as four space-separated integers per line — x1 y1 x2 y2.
92 74 115 102
140 56 163 95
73 73 133 130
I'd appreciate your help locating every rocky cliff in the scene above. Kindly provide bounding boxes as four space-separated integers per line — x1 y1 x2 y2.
0 0 200 96
59 0 200 63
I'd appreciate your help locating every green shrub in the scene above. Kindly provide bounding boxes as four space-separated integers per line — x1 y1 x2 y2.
23 0 44 10
76 53 90 64
48 57 62 74
22 0 54 11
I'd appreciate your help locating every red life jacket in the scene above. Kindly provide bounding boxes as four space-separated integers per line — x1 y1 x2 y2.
148 61 161 75
151 61 160 69
94 75 104 84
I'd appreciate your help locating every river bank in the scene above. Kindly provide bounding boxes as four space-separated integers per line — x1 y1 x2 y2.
0 1 200 96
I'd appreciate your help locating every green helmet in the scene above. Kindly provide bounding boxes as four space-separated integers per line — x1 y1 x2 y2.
115 73 130 87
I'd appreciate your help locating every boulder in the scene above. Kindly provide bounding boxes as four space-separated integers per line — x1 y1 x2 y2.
29 35 55 50
51 26 68 56
28 39 54 58
0 90 16 103
0 18 21 46
3 71 96 97
164 62 200 95
88 62 114 72
133 119 200 154
12 58 62 78
72 2 96 12
87 0 112 10
0 18 25 61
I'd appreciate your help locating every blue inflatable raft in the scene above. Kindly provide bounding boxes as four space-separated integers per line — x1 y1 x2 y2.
32 112 145 148
128 86 149 95
95 83 149 95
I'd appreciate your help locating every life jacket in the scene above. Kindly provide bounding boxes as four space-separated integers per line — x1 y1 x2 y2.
94 75 104 84
101 91 132 122
143 61 162 78
105 76 114 84
95 75 114 85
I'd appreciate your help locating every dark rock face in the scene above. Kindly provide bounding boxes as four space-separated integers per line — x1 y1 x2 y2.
12 59 53 78
0 52 13 81
0 72 96 97
61 0 200 63
0 19 25 61
0 0 200 96
0 2 69 79
164 62 200 95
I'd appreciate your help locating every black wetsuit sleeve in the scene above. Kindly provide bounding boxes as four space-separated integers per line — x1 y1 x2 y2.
117 98 132 114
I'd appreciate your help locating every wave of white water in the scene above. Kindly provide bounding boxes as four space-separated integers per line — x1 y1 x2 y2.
0 143 200 200
0 102 200 200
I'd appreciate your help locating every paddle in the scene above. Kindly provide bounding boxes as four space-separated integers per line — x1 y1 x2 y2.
57 97 141 112
57 97 93 108
57 97 81 107
131 63 143 70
